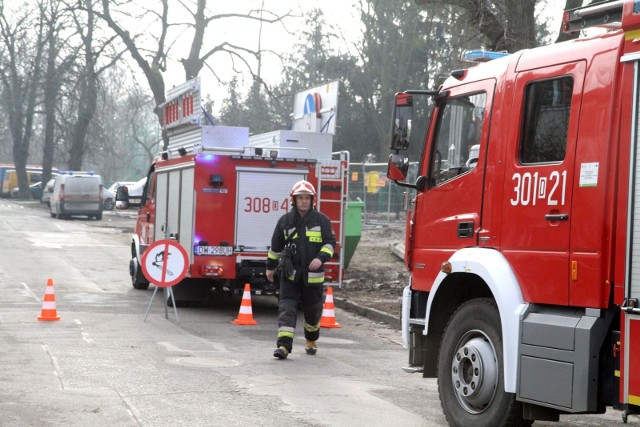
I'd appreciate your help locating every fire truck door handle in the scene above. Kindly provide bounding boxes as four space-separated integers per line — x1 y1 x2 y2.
457 222 474 238
545 213 569 221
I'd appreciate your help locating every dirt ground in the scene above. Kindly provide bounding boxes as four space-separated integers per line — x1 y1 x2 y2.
335 224 408 318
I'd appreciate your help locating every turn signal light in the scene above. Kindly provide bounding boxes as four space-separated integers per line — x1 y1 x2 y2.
441 261 452 274
200 265 224 277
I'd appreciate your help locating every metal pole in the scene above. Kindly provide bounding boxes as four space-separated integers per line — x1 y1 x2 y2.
362 162 367 223
143 287 160 322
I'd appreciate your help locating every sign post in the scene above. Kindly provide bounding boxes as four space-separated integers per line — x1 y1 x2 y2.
141 239 189 323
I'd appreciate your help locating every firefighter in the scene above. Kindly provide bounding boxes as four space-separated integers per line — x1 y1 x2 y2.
266 180 336 359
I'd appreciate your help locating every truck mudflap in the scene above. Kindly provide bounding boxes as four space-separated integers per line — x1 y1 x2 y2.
402 284 411 348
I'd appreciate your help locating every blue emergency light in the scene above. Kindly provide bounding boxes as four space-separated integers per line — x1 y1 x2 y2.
462 50 509 63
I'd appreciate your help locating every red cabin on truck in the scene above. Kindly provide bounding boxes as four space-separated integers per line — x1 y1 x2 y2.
388 1 640 424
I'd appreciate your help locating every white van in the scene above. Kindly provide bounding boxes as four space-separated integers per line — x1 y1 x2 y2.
49 172 104 220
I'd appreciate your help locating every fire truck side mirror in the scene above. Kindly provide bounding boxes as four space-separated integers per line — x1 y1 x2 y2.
115 185 130 210
387 154 409 181
390 92 413 151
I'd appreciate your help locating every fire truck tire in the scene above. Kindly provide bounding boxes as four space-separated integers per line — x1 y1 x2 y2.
130 257 149 290
437 298 530 427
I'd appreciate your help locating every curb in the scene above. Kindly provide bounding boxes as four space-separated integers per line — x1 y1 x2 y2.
334 296 401 330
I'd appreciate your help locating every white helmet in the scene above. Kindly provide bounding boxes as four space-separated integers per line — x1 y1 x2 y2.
290 180 316 204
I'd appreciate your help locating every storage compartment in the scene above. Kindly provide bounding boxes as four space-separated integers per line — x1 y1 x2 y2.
517 307 611 412
248 130 333 160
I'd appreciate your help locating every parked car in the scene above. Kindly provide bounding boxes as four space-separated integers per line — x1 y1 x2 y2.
108 181 135 193
11 181 43 200
125 177 147 207
41 178 55 206
49 172 104 220
102 187 115 210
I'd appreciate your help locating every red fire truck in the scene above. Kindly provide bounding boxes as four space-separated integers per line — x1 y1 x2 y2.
387 1 640 425
124 79 348 303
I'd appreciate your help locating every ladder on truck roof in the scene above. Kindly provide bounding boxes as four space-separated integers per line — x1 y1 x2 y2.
563 0 624 34
316 151 350 288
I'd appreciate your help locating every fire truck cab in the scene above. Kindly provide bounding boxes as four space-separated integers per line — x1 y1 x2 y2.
388 1 640 425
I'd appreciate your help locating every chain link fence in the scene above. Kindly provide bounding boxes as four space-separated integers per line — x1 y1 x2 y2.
348 162 419 227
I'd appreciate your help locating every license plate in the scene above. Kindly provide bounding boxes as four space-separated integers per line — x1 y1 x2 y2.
195 245 233 256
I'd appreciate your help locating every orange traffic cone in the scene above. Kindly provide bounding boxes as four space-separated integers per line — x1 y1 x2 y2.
231 283 258 325
37 278 61 321
320 286 341 328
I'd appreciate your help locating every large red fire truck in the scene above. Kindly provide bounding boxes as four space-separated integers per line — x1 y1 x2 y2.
387 1 640 425
124 79 348 303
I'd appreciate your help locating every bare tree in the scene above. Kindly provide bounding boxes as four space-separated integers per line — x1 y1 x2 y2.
98 0 294 150
179 0 292 84
41 0 77 186
415 0 538 51
0 2 46 198
67 0 100 169
98 0 171 149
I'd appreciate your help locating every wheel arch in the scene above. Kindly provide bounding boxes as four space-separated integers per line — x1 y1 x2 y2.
131 234 142 260
424 247 527 393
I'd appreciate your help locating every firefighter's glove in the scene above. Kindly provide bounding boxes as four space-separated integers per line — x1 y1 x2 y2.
276 246 294 278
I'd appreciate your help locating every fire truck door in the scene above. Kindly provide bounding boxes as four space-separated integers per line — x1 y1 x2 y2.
155 163 195 265
137 167 156 246
624 59 640 408
501 62 585 305
410 79 494 287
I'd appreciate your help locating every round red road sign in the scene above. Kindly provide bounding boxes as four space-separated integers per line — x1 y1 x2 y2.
140 240 189 287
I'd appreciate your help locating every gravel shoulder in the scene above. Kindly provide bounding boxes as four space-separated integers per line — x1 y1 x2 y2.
335 224 408 326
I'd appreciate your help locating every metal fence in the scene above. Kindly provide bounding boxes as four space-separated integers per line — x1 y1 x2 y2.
348 162 419 227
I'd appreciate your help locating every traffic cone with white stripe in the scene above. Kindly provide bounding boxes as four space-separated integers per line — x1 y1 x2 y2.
37 278 61 321
320 286 341 328
231 283 258 325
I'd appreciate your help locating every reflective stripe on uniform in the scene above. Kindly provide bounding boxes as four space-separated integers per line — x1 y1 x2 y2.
285 227 296 240
278 326 295 339
306 230 322 243
304 322 320 332
267 250 281 260
320 244 334 257
308 271 325 283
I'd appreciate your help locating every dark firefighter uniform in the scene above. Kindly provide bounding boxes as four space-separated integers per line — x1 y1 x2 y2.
267 208 336 354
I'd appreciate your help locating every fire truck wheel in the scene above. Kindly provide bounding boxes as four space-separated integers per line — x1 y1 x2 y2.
437 298 530 427
130 257 149 290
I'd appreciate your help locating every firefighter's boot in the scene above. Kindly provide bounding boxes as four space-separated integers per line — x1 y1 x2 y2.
273 346 289 360
305 340 317 355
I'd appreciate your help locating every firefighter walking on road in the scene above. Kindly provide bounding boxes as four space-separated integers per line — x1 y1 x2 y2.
266 180 336 359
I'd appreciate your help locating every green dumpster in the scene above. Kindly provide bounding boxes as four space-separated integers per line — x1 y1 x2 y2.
343 201 364 269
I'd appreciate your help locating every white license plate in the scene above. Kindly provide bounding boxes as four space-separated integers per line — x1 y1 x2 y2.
195 245 233 256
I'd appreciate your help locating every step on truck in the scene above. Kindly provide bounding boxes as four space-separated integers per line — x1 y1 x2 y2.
124 79 348 304
388 1 640 425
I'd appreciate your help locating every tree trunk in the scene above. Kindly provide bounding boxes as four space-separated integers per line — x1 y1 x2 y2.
556 0 584 43
42 21 58 185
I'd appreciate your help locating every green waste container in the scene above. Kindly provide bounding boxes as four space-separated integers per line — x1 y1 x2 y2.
343 201 364 270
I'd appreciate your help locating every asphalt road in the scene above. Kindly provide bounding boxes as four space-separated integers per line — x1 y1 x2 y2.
0 199 632 426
